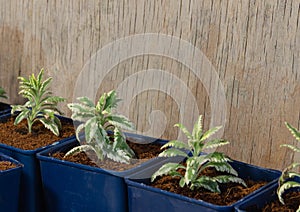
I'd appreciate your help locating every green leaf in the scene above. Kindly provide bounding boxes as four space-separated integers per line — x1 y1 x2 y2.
103 90 120 111
192 115 203 140
39 118 59 136
151 163 185 182
106 148 131 164
68 103 95 117
280 144 300 153
158 148 188 158
193 176 220 193
46 96 65 103
190 140 204 157
14 109 30 125
193 155 208 166
175 123 192 140
185 157 199 185
107 114 134 131
277 181 300 204
11 105 25 114
92 142 104 160
84 117 99 143
285 122 300 141
199 161 238 176
179 177 186 187
113 127 135 158
96 92 107 112
205 152 231 163
283 171 300 180
201 126 222 141
39 77 52 96
37 68 44 84
161 140 189 150
169 170 184 178
279 163 300 184
95 125 107 145
214 175 246 187
203 139 230 150
71 113 95 123
75 123 85 141
64 145 95 157
77 96 95 108
53 116 62 131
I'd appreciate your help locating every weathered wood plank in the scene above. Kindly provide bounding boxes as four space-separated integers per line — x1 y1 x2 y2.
0 0 299 170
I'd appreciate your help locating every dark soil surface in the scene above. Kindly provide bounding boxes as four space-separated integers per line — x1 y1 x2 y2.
151 167 267 206
53 141 163 171
262 191 300 212
0 117 75 150
0 161 17 171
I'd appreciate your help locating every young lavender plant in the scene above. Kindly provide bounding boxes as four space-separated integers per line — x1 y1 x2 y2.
151 115 246 193
0 87 7 99
65 90 135 164
11 69 65 136
277 122 300 211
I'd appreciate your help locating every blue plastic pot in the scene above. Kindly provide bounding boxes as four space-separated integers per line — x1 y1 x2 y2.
0 113 75 212
37 134 184 212
0 153 23 212
234 183 277 211
0 102 10 115
235 177 300 211
125 160 281 212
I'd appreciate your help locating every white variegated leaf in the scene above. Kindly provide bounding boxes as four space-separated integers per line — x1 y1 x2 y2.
14 109 29 125
281 144 300 153
201 126 222 141
214 175 246 187
175 123 192 140
277 181 300 204
193 176 220 193
64 145 95 157
158 149 188 158
39 118 59 136
285 122 300 141
151 163 185 182
161 140 189 150
84 117 98 143
203 139 230 150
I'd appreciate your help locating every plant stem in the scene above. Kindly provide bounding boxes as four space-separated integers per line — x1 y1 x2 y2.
27 119 32 134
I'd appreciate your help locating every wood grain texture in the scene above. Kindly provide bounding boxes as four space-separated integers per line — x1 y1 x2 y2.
0 0 299 170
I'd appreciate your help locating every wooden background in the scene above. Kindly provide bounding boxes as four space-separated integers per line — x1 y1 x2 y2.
0 0 299 170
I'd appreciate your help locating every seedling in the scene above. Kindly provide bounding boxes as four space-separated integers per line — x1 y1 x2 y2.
11 69 65 136
151 115 246 193
277 122 300 211
65 90 135 164
0 87 7 99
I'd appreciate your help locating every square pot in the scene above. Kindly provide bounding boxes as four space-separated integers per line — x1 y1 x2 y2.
235 178 300 211
234 183 277 211
125 160 281 212
37 134 184 212
0 113 75 212
0 153 23 212
0 102 10 116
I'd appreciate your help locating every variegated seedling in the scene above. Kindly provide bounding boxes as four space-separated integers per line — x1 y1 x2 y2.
11 68 65 136
277 122 300 211
65 90 135 164
151 115 246 193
